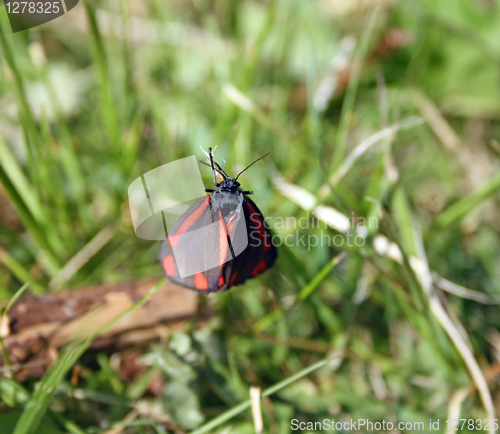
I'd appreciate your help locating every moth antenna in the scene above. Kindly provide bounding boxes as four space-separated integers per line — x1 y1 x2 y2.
235 152 270 180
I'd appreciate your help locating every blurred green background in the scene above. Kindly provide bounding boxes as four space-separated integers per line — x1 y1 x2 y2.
1 0 500 432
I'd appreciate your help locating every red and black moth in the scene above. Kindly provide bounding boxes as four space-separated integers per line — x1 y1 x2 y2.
159 148 277 292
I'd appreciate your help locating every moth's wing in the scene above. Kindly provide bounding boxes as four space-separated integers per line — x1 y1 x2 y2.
221 197 277 288
159 196 247 292
160 197 217 291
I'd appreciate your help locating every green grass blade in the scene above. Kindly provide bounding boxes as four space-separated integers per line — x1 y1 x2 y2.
329 6 380 173
0 282 29 377
299 252 347 300
3 282 29 314
253 252 346 333
190 353 342 434
0 164 60 274
12 278 165 434
84 0 121 155
0 249 45 294
0 137 45 225
436 170 500 227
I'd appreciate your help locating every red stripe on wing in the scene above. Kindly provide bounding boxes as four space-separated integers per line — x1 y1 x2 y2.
168 197 210 247
229 271 239 286
194 273 208 290
163 255 175 276
251 260 268 277
218 275 225 287
218 211 230 267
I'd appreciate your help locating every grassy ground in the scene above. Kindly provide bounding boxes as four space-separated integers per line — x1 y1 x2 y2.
1 0 500 432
